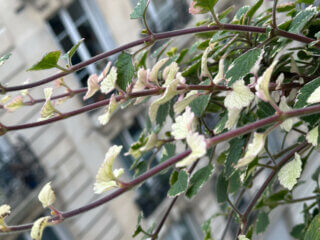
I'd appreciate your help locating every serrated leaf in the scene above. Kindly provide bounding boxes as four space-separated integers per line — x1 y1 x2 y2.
295 77 320 108
256 211 269 234
290 224 305 240
278 153 302 190
172 106 197 140
306 126 318 147
28 51 61 71
167 170 189 197
305 214 320 240
186 164 214 199
156 101 170 126
226 48 262 86
190 94 211 117
216 172 228 203
115 52 134 91
130 0 148 19
288 6 317 34
225 137 245 178
224 80 254 110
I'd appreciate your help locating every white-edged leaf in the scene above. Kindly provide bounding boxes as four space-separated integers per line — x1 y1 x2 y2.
167 169 189 197
224 80 254 110
172 106 197 140
100 67 117 94
4 96 24 112
278 153 302 190
235 132 266 168
150 58 169 85
279 96 294 132
38 182 56 208
98 94 119 125
173 90 198 115
30 217 51 240
306 126 318 147
83 74 100 100
225 108 241 130
130 0 148 19
307 85 320 104
176 132 207 167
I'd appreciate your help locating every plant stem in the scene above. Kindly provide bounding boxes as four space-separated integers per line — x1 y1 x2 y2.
2 24 317 93
272 0 279 29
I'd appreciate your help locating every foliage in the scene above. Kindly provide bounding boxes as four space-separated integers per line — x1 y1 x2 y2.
2 0 320 239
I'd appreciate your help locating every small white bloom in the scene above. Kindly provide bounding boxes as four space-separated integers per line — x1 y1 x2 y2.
38 182 56 208
235 132 266 168
176 132 207 167
172 107 198 140
100 67 117 94
224 80 254 110
278 153 302 190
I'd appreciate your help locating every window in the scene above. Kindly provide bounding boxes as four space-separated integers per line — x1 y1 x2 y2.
47 0 115 103
164 212 202 240
131 0 191 32
0 136 46 207
112 116 171 217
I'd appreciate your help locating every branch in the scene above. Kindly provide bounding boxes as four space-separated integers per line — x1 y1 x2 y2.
1 24 317 93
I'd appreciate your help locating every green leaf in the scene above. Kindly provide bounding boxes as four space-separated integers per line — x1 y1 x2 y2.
130 0 148 19
295 77 320 108
312 166 320 182
156 101 170 126
160 143 176 163
186 164 214 199
228 171 242 194
170 170 179 186
246 0 263 20
256 211 270 234
226 48 262 86
233 5 250 22
190 94 211 117
216 172 228 203
168 170 189 197
28 51 61 71
0 53 11 66
257 101 275 119
194 0 219 11
305 214 320 240
115 52 134 91
132 212 144 237
214 111 228 134
63 38 84 63
225 137 246 178
289 6 317 34
290 224 305 240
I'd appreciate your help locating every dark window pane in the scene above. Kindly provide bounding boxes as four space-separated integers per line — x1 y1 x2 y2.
48 15 65 35
78 21 103 56
60 35 73 53
67 0 85 22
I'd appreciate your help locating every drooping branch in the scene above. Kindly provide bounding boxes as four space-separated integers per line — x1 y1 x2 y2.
1 23 317 94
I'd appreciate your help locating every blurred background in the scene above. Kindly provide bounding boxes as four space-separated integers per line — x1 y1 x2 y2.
0 0 318 239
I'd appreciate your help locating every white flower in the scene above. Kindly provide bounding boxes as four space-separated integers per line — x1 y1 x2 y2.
83 74 100 100
100 67 117 94
255 61 278 102
278 153 302 190
224 80 254 110
176 132 207 167
30 217 51 240
98 94 119 125
38 182 56 208
172 107 198 140
94 145 124 194
235 132 266 168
